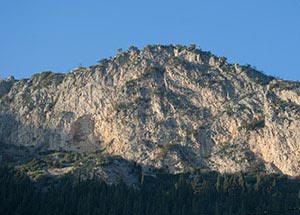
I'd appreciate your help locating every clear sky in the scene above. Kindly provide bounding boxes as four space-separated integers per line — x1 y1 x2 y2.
0 0 299 81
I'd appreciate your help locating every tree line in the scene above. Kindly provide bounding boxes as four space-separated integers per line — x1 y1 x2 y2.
1 166 300 215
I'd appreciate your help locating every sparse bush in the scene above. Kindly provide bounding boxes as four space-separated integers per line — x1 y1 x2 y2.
128 46 139 52
242 118 265 131
117 48 123 53
98 58 108 64
188 44 196 50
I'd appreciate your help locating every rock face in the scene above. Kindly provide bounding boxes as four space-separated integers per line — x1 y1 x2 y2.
1 45 300 176
0 76 15 98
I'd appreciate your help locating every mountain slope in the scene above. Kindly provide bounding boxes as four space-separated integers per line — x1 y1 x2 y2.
1 44 300 176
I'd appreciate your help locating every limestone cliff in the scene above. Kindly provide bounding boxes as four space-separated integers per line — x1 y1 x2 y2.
1 45 300 176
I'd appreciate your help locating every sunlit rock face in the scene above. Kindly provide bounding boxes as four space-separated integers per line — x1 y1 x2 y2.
1 45 300 176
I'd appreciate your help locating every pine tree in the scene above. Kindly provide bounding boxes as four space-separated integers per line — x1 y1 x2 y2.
216 174 222 192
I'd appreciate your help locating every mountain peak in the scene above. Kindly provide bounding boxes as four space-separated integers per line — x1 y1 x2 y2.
1 44 300 180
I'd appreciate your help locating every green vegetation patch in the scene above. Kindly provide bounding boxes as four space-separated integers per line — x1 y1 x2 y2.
31 71 64 88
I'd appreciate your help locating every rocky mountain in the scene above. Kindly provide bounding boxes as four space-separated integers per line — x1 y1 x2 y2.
1 44 300 179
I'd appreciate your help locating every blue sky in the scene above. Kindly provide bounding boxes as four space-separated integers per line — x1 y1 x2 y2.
0 0 299 81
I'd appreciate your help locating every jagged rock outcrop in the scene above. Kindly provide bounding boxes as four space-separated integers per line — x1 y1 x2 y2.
0 76 15 98
1 45 300 176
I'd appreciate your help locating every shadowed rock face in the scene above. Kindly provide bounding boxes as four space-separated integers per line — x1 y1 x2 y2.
1 44 300 175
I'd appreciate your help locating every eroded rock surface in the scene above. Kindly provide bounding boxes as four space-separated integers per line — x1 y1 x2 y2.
1 45 300 176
